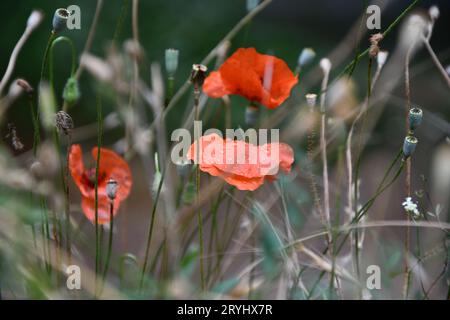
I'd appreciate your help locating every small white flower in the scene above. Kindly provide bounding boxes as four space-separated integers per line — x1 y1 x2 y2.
402 197 420 218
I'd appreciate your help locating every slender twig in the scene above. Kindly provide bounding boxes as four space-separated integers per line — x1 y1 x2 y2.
422 37 450 88
74 0 103 79
319 61 332 242
0 11 42 95
403 41 415 300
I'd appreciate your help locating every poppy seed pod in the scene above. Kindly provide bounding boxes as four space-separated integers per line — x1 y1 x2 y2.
190 64 208 88
298 48 316 67
245 104 260 127
106 179 118 201
403 135 418 158
165 48 179 77
55 110 74 135
305 93 317 110
52 8 70 33
63 77 81 106
409 107 423 132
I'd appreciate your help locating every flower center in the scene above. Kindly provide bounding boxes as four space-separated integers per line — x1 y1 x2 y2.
83 168 107 188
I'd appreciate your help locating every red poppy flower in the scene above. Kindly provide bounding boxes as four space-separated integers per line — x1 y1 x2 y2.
69 144 132 224
187 133 294 191
203 48 298 109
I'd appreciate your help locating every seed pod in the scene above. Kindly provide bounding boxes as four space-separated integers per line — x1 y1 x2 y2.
52 8 70 33
106 179 118 201
190 64 208 88
408 107 423 132
305 93 317 111
165 48 179 77
55 110 74 135
403 135 418 158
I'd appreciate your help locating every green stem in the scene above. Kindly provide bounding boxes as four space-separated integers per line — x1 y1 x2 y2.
194 87 205 292
100 202 114 295
48 36 77 97
140 165 166 291
94 96 103 297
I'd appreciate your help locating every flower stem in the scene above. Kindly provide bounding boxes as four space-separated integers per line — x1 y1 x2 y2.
194 86 205 292
140 164 166 291
99 202 114 296
94 95 103 297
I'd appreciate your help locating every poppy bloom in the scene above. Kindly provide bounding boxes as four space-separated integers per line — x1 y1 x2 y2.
69 144 132 224
187 133 294 191
203 48 298 109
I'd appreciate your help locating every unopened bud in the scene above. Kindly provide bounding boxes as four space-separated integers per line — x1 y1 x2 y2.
298 48 316 67
377 51 389 68
62 77 81 106
429 5 440 21
27 10 43 30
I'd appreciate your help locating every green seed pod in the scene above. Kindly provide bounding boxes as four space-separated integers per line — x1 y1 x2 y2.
403 135 418 158
63 77 81 106
408 107 423 131
165 48 179 77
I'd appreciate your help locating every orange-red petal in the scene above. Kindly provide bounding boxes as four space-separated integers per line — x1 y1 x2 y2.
91 147 132 201
187 133 295 191
202 48 298 109
81 195 121 225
